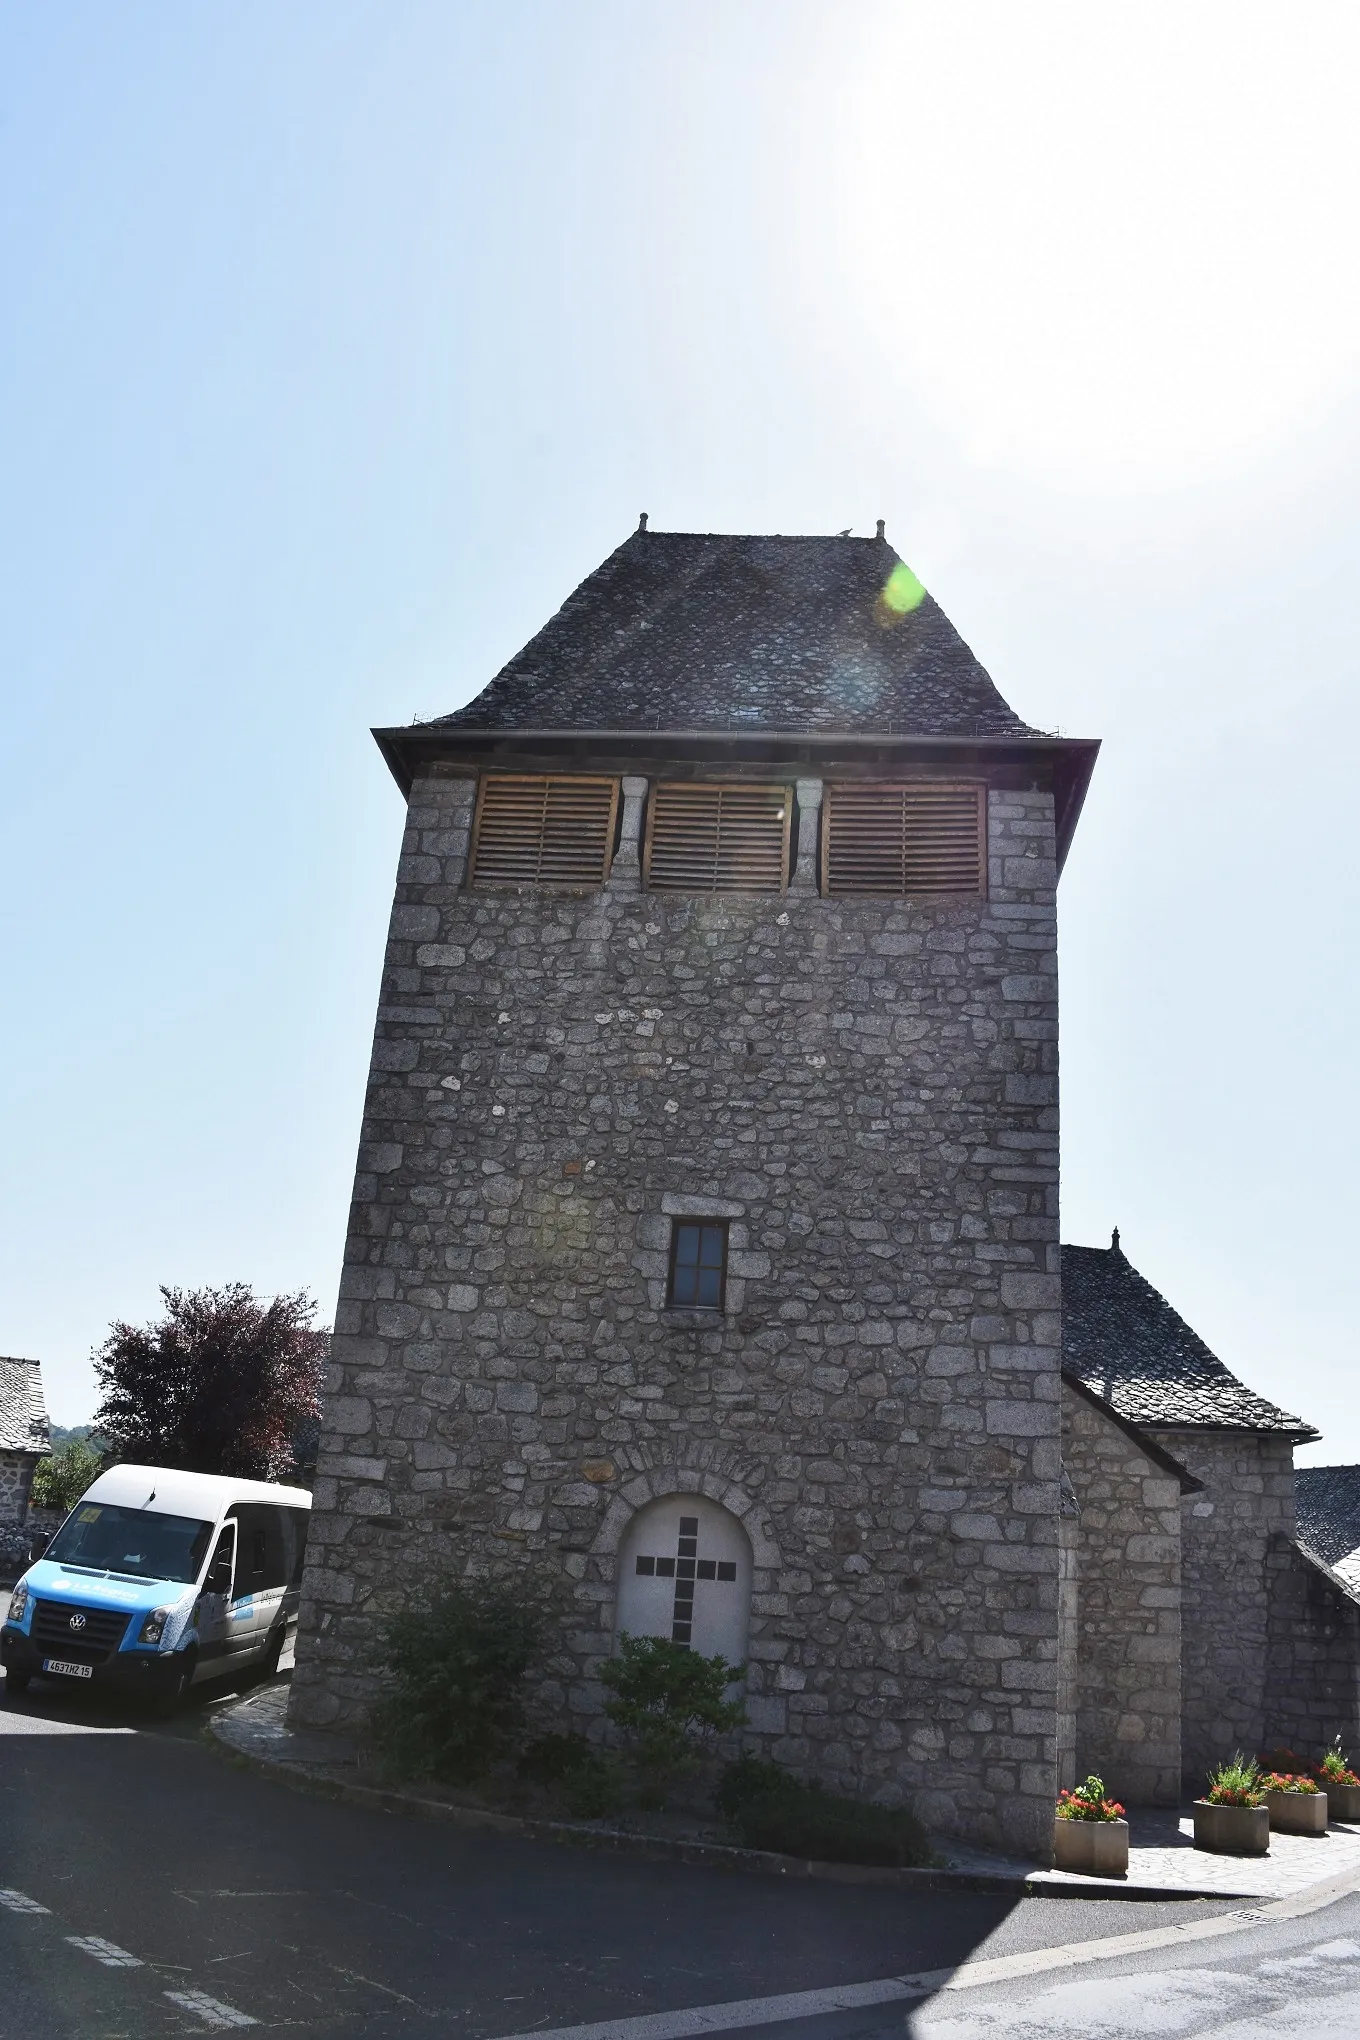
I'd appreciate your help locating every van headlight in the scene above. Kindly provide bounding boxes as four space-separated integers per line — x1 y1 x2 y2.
6 1582 28 1623
138 1607 172 1647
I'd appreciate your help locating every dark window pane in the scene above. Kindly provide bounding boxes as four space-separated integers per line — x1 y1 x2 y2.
717 1561 737 1581
677 1559 695 1579
679 1516 698 1534
635 1556 656 1575
668 1225 726 1309
656 1557 675 1577
672 1624 691 1644
697 1560 716 1580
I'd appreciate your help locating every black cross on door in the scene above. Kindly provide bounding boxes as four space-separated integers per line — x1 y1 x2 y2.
634 1513 738 1645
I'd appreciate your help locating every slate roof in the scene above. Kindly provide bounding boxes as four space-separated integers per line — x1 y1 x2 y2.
431 528 1043 739
1296 1467 1360 1570
0 1356 51 1457
1061 1240 1317 1440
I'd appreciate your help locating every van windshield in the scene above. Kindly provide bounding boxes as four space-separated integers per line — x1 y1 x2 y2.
45 1503 214 1584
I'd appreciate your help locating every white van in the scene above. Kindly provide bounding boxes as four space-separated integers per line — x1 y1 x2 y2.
1 1464 311 1711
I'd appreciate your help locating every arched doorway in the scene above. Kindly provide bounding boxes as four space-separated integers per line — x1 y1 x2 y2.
615 1494 752 1665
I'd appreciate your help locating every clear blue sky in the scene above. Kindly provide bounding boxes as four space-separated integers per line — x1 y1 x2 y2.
3 4 1357 1459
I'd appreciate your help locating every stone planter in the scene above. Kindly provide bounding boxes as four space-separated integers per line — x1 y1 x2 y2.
1324 1782 1360 1823
1052 1817 1129 1877
1265 1788 1328 1835
1192 1800 1270 1855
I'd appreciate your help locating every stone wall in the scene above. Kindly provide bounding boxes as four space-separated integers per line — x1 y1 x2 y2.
1062 1387 1182 1804
290 769 1064 1852
0 1450 36 1526
1056 1480 1079 1792
1264 1544 1360 1760
1150 1429 1294 1788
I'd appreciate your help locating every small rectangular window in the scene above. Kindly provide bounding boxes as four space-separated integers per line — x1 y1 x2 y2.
822 782 986 897
469 774 619 889
644 783 790 894
667 1219 729 1309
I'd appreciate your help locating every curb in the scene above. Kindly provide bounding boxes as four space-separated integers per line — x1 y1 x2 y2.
204 1698 1226 1903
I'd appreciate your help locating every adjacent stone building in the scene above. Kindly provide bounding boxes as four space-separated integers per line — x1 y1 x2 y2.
0 1356 51 1525
290 519 1353 1842
1060 1235 1357 1797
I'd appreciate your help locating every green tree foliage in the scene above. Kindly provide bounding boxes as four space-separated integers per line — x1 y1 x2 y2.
30 1436 105 1513
369 1583 543 1784
92 1283 325 1480
599 1634 745 1776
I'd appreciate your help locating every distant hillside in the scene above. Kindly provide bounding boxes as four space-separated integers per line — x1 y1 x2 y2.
48 1423 102 1448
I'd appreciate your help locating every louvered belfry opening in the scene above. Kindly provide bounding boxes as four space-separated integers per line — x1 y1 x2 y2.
822 782 986 897
468 774 620 888
644 782 791 894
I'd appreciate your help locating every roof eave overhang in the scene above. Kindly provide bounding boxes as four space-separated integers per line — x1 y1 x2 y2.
1061 1371 1206 1491
1125 1415 1321 1447
372 725 1101 873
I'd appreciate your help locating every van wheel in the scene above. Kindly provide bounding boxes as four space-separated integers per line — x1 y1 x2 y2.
150 1652 195 1718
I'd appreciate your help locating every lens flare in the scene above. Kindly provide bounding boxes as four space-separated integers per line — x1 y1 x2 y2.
877 561 926 622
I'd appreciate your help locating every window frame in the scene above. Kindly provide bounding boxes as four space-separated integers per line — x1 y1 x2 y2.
642 780 793 896
666 1218 730 1312
467 773 621 891
820 779 987 899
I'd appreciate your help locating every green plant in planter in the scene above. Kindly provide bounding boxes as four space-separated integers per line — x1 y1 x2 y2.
368 1581 543 1784
1262 1770 1321 1795
1055 1775 1125 1822
600 1635 745 1786
1320 1738 1360 1788
1203 1755 1265 1806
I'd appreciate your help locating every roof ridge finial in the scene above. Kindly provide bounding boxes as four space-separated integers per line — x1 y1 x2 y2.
1111 1226 1122 1254
875 518 885 540
638 511 648 532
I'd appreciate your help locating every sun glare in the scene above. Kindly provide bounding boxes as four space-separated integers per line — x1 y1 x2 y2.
843 5 1360 486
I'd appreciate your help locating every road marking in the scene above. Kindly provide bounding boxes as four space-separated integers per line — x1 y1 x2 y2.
0 1888 51 1914
66 1934 143 1967
163 1989 259 2028
498 1863 1360 2040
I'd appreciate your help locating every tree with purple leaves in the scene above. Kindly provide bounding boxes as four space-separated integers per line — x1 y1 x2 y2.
92 1284 326 1481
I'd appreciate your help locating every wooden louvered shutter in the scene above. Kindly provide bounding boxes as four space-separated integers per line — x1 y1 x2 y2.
822 783 986 897
644 783 791 895
468 775 619 888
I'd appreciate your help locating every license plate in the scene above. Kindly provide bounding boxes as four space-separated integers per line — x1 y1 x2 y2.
43 1659 93 1679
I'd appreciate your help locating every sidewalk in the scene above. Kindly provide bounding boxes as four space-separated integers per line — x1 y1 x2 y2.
208 1684 1360 1902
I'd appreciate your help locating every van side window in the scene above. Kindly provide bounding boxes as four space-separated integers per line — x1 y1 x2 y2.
227 1505 288 1595
284 1508 309 1587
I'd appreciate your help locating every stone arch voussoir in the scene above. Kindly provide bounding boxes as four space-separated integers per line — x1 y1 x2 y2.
592 1465 781 1573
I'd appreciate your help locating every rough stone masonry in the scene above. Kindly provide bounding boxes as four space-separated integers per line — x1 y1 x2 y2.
289 525 1100 1853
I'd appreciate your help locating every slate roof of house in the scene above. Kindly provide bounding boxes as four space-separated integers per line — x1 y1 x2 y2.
0 1357 51 1456
430 528 1043 739
1061 1241 1318 1440
1296 1467 1360 1569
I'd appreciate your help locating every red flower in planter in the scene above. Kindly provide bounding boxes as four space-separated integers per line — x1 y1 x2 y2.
1056 1776 1125 1823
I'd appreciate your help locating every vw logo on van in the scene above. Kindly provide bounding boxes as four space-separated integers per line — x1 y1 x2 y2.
68 1613 86 1631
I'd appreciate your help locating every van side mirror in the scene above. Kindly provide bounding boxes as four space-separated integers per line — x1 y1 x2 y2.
27 1535 49 1562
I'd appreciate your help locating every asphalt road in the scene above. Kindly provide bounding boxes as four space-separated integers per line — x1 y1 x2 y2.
1 1668 1354 2040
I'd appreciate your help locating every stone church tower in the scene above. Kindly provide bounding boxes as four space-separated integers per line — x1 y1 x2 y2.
289 522 1099 1852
